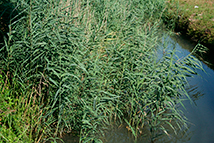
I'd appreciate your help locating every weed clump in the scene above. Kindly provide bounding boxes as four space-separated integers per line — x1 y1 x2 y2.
0 0 202 142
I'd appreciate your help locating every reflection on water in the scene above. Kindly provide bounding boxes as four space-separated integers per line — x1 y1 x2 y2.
60 133 79 143
103 121 193 143
101 34 214 143
171 34 214 70
103 124 150 143
178 46 214 142
186 84 204 103
62 34 214 142
161 34 214 143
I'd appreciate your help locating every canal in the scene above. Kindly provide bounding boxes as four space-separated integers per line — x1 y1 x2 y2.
62 34 214 143
171 34 214 143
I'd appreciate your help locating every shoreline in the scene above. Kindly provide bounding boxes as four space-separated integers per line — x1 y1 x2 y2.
165 0 214 49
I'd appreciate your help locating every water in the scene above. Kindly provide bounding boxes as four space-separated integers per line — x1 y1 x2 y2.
103 35 214 143
62 34 214 143
171 35 214 143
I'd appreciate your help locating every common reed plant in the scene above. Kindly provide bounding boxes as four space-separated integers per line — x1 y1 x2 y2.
0 0 203 142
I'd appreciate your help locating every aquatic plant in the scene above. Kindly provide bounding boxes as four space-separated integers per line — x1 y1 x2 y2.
0 0 202 142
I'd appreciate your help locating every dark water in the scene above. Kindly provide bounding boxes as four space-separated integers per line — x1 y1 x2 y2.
62 34 214 143
102 35 214 143
171 35 214 143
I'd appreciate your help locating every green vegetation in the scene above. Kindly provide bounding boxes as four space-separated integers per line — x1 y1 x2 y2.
0 74 41 142
166 0 214 46
0 0 203 142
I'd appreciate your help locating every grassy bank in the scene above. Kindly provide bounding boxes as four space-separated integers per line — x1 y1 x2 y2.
166 0 214 46
0 0 202 142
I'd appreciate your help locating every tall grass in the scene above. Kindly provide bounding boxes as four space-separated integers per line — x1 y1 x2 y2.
0 0 203 142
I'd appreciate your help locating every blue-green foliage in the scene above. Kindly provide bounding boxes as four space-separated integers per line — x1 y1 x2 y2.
0 0 202 142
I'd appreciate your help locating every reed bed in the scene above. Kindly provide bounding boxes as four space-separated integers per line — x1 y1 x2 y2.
0 0 203 142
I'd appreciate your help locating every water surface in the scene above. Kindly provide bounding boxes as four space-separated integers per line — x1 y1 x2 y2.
103 35 214 143
171 35 214 143
62 34 214 143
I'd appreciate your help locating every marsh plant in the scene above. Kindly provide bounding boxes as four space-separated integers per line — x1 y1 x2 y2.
0 0 203 142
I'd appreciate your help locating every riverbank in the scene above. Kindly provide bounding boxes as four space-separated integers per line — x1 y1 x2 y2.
0 0 203 142
165 0 214 47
